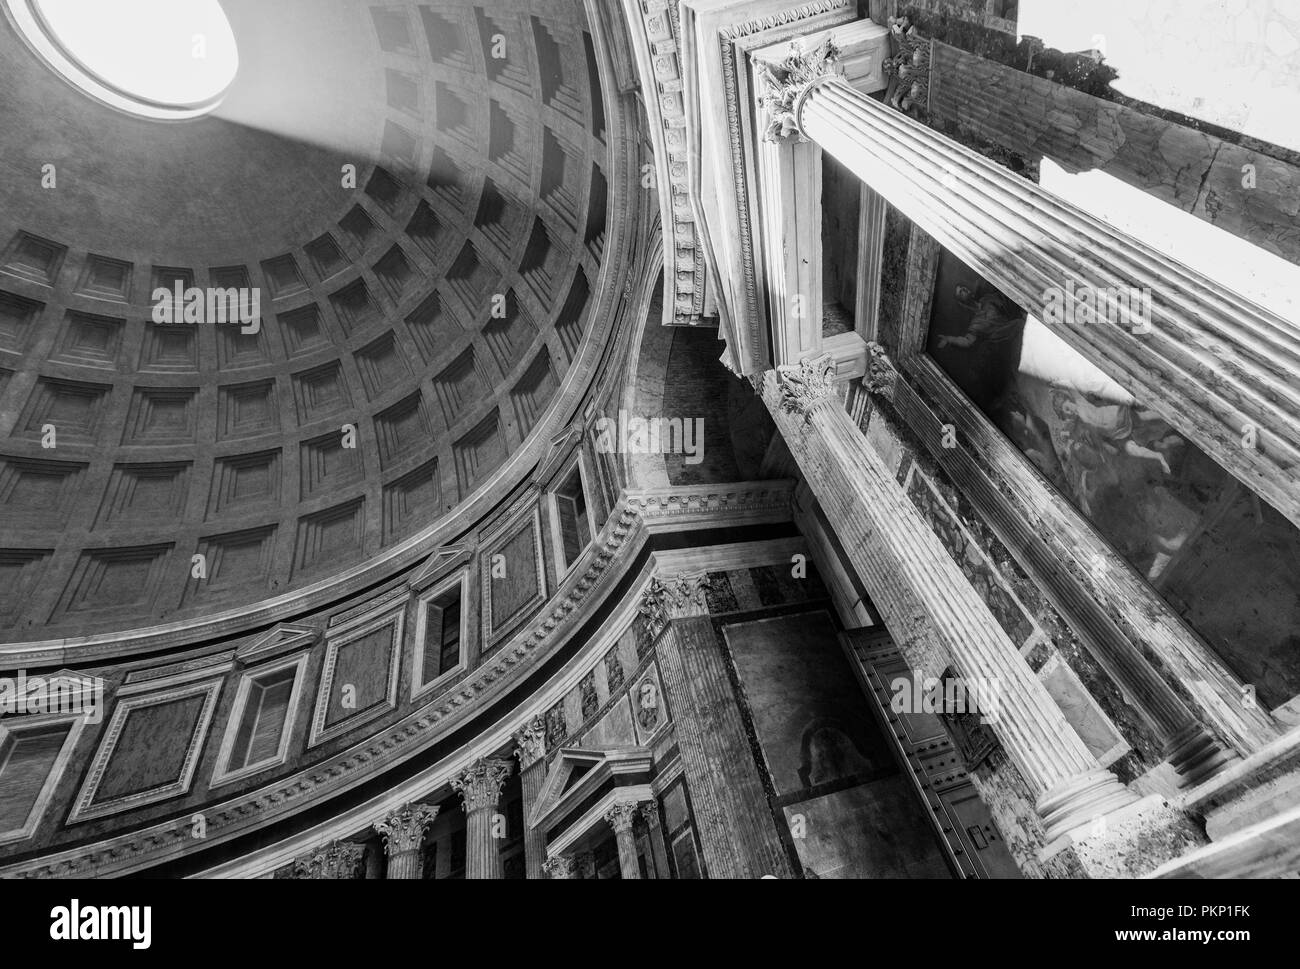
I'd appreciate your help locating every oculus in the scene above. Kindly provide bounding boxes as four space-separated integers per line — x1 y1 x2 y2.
4 0 239 120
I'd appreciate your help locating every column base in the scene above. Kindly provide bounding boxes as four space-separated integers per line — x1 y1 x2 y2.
1165 723 1238 789
1041 794 1206 878
1036 769 1139 843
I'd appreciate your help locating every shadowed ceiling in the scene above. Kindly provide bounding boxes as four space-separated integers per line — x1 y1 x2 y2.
0 0 613 642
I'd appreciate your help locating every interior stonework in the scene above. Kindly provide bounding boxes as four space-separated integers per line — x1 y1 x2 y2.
0 0 1297 884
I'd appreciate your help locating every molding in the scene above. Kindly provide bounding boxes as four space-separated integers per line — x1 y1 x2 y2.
619 0 712 328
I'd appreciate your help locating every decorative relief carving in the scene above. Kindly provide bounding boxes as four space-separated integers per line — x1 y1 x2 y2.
374 802 439 855
632 0 709 326
758 36 843 142
543 854 577 879
293 840 364 880
513 716 547 769
776 355 837 421
638 571 713 634
452 758 512 813
603 800 641 833
639 802 661 830
882 16 931 118
864 341 898 401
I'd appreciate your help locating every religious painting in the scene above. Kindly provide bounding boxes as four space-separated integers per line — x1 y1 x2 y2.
723 611 892 797
926 247 1300 708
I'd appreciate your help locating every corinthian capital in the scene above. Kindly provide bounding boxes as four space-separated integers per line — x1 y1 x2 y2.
452 757 512 813
513 716 547 769
543 855 577 880
777 355 837 421
864 342 898 401
638 572 712 633
603 800 640 834
374 802 440 855
758 36 842 142
294 840 364 880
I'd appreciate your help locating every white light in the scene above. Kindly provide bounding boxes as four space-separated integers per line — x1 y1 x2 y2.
5 0 239 119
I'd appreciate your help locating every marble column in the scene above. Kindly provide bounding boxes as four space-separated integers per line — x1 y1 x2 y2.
641 802 671 879
513 716 548 879
373 802 439 879
763 44 1300 537
543 855 577 880
763 358 1137 843
645 574 794 878
452 758 512 879
575 851 596 880
604 801 642 880
293 840 365 880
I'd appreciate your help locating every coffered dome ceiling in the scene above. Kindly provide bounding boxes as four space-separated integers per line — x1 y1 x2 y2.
0 0 617 643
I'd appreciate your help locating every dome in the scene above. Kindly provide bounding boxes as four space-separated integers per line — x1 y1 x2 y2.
0 0 617 645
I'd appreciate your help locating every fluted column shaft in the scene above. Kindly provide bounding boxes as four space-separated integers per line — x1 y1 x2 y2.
453 758 512 879
604 802 642 880
764 363 1135 840
791 72 1300 540
514 717 548 879
641 802 670 879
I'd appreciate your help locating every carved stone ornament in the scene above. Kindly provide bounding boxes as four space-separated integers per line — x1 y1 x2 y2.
603 800 641 833
638 572 713 633
293 839 365 880
882 16 932 117
373 802 440 855
639 802 662 830
863 341 898 401
513 715 547 769
452 758 512 813
543 855 577 879
777 355 836 421
758 35 843 143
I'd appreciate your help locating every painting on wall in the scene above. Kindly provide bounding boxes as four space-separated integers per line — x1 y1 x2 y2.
926 247 1300 708
723 611 892 797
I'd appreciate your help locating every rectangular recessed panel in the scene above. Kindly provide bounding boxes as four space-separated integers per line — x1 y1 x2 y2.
382 458 440 544
489 521 540 629
92 694 208 803
324 625 396 727
3 232 67 285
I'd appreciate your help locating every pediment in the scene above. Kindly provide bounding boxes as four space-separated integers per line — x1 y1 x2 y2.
528 745 653 830
236 624 318 665
410 543 473 591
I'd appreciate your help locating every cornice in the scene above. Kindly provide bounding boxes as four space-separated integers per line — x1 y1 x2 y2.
621 0 712 328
